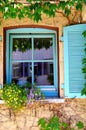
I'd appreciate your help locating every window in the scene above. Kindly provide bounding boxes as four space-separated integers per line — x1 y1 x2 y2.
6 28 58 97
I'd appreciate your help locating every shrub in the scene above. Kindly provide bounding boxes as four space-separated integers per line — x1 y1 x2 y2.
2 83 27 111
2 82 44 111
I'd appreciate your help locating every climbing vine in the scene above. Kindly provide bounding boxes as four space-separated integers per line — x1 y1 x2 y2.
0 0 86 23
81 30 86 96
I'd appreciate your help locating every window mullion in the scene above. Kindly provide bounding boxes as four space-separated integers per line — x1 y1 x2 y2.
32 37 34 85
53 35 57 90
10 36 13 83
6 32 10 83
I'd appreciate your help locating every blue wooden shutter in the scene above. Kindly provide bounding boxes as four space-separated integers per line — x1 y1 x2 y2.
63 24 86 98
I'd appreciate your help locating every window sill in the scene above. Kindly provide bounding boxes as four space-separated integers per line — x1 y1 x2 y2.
0 98 64 105
41 98 64 103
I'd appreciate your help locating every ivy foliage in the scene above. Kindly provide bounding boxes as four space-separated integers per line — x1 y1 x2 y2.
38 116 84 130
0 0 86 22
81 30 86 96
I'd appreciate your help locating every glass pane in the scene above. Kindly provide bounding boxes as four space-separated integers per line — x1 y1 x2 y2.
12 38 32 60
34 38 53 60
34 62 54 85
12 62 32 85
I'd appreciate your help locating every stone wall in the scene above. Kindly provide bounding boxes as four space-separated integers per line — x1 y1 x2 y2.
0 99 86 130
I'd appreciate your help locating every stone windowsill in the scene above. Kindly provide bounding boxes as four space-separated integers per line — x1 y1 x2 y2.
0 98 64 104
44 98 64 103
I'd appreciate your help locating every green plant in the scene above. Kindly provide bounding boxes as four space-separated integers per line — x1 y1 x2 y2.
0 0 86 23
76 121 84 130
0 89 3 100
81 31 86 96
2 83 27 111
24 83 45 103
12 78 18 84
38 116 71 130
38 116 84 130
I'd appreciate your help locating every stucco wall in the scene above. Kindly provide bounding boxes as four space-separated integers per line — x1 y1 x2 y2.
0 7 84 97
0 99 86 130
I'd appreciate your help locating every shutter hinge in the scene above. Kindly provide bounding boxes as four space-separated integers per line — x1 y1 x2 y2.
0 36 2 41
60 36 64 42
61 83 64 89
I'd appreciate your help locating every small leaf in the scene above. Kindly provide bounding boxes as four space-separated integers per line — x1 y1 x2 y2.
83 0 86 5
64 8 71 16
76 2 82 11
82 66 86 73
57 1 66 10
82 31 86 37
61 122 69 129
81 83 86 96
38 118 47 127
84 48 86 53
82 58 86 64
76 121 84 129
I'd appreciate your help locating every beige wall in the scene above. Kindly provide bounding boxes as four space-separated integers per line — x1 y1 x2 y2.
0 6 86 97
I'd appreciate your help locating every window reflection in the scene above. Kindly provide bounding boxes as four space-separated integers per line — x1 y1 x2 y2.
12 38 32 60
12 37 54 86
34 38 53 60
34 62 54 85
12 62 32 85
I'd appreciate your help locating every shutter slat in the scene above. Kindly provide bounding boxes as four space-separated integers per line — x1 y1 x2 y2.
69 31 85 93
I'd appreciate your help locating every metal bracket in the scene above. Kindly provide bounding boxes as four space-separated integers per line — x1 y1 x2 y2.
61 83 64 89
60 36 64 42
0 36 2 41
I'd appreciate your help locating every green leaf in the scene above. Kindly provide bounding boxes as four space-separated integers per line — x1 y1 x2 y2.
83 0 86 5
84 48 86 53
64 8 71 16
61 122 69 129
76 121 84 129
48 116 60 130
33 12 42 22
38 118 47 127
57 1 66 10
82 58 86 64
82 66 86 73
82 30 86 37
81 83 86 95
26 0 33 3
76 2 82 11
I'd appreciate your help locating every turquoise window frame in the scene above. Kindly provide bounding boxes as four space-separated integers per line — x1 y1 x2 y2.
6 28 58 97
